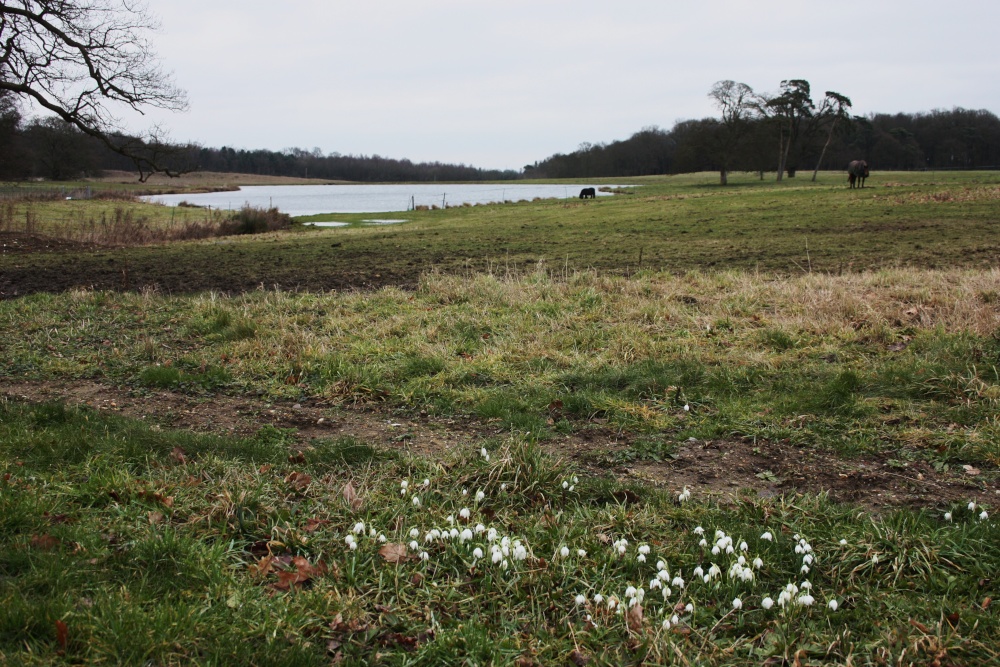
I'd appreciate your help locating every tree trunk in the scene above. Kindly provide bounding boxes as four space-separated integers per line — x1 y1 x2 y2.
720 168 728 185
811 119 838 182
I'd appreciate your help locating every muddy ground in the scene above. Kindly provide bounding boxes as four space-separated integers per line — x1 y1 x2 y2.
3 380 996 513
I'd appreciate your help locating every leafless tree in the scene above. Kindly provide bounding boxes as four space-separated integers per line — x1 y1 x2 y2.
708 80 758 185
0 0 189 180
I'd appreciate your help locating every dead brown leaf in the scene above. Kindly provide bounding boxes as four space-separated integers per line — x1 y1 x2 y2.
55 619 68 653
285 471 312 491
962 465 981 476
982 597 992 610
148 511 165 525
569 649 591 666
30 534 60 550
626 602 644 631
169 447 188 465
343 481 363 512
379 543 409 564
302 517 330 533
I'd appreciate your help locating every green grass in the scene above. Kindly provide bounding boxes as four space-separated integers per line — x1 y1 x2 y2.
1 399 997 665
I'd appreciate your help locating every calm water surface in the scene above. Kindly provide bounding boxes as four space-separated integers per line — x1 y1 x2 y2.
143 183 621 216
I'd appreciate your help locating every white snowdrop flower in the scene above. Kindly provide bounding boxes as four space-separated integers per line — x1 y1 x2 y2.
462 488 468 497
569 485 575 492
369 528 377 538
693 566 704 578
795 544 804 555
801 542 813 554
562 480 570 489
777 592 790 607
412 495 421 507
715 530 726 540
786 583 800 594
627 596 638 609
447 515 455 525
481 447 489 459
637 554 646 563
450 528 459 539
661 618 671 630
968 501 977 512
575 594 587 606
703 575 710 583
501 536 511 548
491 551 503 564
671 614 679 625
400 480 409 489
475 490 485 502
573 476 579 484
513 544 528 561
708 564 722 579
657 570 671 582
409 540 419 550
431 529 442 539
753 557 764 569
762 597 774 610
593 593 604 604
944 512 953 522
344 535 356 547
797 594 815 607
500 483 507 491
737 556 746 566
459 508 471 520
872 554 879 564
409 528 420 539
378 533 387 543
684 404 690 412
732 597 743 610
761 531 773 542
699 539 708 548
803 554 814 565
487 528 498 542
801 564 810 574
473 523 486 534
800 581 812 590
694 526 705 536
422 478 430 487
460 528 473 543
711 545 721 556
473 547 484 559
638 545 651 555
401 488 407 496
618 544 627 556
793 534 800 540
726 545 735 555
671 576 685 589
678 487 691 502
625 586 637 599
740 568 754 583
352 522 365 535
840 538 848 545
501 559 509 570
828 599 839 611
607 598 617 610
980 510 989 521
636 588 645 604
420 551 429 561
577 549 587 558
739 541 749 552
560 546 570 558
662 587 672 600
650 578 661 590
685 603 694 613
657 560 667 571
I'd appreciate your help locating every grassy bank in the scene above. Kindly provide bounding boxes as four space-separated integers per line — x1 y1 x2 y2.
1 399 996 665
2 267 999 470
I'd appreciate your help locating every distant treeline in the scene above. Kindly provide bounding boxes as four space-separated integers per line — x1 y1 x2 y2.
529 107 1000 179
2 85 998 182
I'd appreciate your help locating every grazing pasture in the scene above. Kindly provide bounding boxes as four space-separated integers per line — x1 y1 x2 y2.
1 170 999 664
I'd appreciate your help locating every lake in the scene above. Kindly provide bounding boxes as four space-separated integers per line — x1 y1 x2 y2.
143 183 621 216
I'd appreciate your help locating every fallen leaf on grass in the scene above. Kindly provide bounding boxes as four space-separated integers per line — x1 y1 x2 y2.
962 465 981 476
343 481 363 512
30 534 60 550
626 603 644 631
569 649 591 666
302 518 330 533
148 511 165 525
169 447 188 465
982 597 992 610
285 471 312 491
273 556 328 591
909 619 931 634
379 543 409 564
55 619 68 653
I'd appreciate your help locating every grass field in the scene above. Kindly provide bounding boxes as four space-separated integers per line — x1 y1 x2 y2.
1 170 999 665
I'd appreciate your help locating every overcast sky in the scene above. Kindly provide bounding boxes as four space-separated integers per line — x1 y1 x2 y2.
135 0 999 171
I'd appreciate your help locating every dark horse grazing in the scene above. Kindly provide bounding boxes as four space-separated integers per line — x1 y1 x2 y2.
579 187 596 199
847 160 869 189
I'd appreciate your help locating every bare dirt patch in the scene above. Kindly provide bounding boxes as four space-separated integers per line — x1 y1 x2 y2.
3 379 996 511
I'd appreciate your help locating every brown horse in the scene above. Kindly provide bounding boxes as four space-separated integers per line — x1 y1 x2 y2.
847 160 869 189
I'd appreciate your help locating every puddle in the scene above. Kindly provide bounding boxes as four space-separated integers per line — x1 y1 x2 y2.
362 219 408 225
303 221 350 227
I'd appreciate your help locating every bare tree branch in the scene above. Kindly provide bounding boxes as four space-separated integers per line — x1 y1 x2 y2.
0 0 189 180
